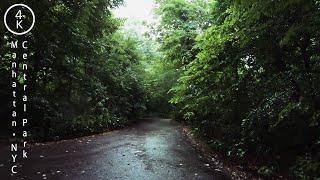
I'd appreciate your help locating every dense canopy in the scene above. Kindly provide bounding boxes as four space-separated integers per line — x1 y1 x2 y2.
0 0 319 178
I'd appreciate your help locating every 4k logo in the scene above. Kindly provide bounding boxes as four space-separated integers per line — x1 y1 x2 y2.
4 4 35 35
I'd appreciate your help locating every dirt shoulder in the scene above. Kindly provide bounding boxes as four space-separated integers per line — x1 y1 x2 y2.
178 123 262 180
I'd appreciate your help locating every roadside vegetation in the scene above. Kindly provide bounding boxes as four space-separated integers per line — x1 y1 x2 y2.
153 0 320 178
1 0 146 140
0 0 319 178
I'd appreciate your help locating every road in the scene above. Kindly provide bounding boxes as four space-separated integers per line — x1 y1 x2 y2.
0 118 231 180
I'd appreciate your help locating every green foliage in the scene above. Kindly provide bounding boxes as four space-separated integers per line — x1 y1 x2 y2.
1 0 320 178
155 0 320 178
135 32 175 116
291 153 320 179
0 0 146 140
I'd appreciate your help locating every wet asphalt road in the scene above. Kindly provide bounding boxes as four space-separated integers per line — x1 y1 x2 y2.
0 118 230 180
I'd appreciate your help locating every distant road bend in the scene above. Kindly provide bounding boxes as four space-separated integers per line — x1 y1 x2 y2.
0 118 231 180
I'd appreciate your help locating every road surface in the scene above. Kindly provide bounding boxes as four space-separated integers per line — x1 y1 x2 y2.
0 118 230 180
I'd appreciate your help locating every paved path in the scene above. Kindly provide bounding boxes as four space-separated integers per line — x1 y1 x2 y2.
0 118 230 180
